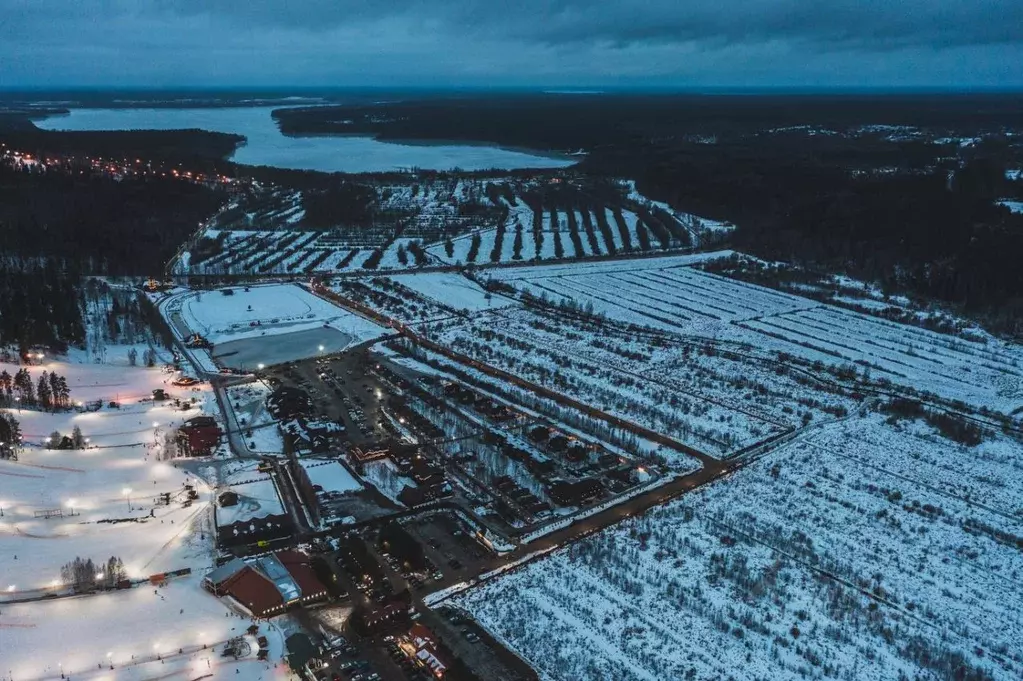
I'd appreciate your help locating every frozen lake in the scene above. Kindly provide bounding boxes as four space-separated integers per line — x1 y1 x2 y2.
35 106 578 173
212 327 356 369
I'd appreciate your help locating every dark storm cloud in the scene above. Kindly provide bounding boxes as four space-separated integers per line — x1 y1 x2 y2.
157 0 1023 50
0 0 1020 86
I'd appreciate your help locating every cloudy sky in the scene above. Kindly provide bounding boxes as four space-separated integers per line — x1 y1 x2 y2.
2 0 1021 88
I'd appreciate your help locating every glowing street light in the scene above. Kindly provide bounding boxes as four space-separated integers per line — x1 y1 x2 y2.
318 345 325 353
257 363 265 371
123 487 132 511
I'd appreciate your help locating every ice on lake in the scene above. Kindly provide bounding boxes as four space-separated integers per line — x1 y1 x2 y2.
36 106 578 173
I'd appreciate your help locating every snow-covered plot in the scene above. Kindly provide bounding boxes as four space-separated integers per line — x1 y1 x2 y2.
216 477 285 526
733 305 1023 412
361 459 415 506
624 179 735 240
387 272 517 312
488 250 735 283
226 382 284 455
489 253 1023 414
165 283 390 368
492 256 808 334
175 283 375 344
300 459 362 494
997 199 1023 214
454 416 1023 681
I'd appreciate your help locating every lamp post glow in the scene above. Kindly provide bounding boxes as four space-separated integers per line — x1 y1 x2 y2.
257 363 265 371
123 487 132 511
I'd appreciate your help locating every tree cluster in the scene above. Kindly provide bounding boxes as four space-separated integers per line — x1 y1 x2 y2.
0 368 71 410
60 555 127 591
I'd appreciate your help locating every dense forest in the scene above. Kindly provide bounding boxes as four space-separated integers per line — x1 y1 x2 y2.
0 117 243 164
273 94 1023 150
0 161 225 274
0 153 225 350
0 260 85 352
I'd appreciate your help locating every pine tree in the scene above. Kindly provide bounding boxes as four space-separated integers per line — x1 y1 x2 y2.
54 375 70 409
14 369 34 405
72 425 85 449
37 372 53 410
0 413 21 447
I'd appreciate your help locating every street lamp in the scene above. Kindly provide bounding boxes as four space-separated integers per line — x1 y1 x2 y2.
123 487 132 511
257 363 265 371
66 498 77 517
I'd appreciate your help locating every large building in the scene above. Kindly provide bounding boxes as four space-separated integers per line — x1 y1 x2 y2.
177 415 222 456
203 550 328 618
403 623 451 678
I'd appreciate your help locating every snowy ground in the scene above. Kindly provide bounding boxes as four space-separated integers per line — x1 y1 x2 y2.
226 382 284 455
0 360 291 680
1 365 219 587
997 199 1023 214
454 416 1023 681
300 459 362 494
216 477 285 527
361 459 415 506
387 272 517 313
161 283 390 369
172 283 387 345
488 253 1023 415
0 574 288 681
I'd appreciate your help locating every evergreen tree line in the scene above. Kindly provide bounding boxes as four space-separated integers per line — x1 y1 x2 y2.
0 368 71 410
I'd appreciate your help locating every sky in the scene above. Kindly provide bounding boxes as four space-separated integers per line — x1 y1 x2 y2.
1 0 1021 89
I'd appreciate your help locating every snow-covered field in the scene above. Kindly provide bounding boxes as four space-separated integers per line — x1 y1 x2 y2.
488 254 1023 414
387 272 516 312
997 199 1023 214
300 459 362 494
1 574 286 681
453 416 1023 681
174 283 384 345
216 477 285 526
162 283 390 368
0 360 287 679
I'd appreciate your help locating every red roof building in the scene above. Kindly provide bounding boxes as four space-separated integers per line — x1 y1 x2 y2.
178 416 222 456
203 550 328 618
405 623 450 678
